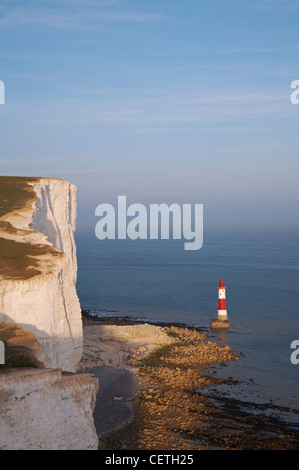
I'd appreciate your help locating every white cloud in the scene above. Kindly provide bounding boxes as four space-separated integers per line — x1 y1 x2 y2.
0 4 167 30
221 46 299 54
218 0 299 13
2 85 291 131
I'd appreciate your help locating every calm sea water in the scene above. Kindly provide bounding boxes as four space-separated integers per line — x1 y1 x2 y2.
75 225 299 420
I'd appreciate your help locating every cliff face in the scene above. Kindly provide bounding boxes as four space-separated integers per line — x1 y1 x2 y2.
0 368 98 450
0 177 99 450
0 177 82 372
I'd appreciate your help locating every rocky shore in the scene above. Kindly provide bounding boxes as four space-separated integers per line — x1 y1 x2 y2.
81 311 299 450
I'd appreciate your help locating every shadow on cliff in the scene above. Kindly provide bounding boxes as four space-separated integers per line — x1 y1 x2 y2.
0 312 79 371
0 314 45 369
31 185 64 252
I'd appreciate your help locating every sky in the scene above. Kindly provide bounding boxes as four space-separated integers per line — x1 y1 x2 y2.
0 0 299 230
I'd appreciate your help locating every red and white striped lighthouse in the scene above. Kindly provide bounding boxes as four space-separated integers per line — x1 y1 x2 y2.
217 278 228 321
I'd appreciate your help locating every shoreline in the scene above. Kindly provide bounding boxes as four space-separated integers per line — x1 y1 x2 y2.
80 310 299 450
81 309 209 332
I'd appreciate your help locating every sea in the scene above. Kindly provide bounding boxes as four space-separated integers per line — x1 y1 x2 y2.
75 224 299 425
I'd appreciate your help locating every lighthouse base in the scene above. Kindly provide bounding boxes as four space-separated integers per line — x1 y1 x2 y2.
210 318 229 330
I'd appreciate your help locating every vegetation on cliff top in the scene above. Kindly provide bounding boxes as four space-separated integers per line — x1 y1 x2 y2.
0 176 39 219
0 176 63 280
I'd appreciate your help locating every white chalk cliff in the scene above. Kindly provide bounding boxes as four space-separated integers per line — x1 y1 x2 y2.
0 178 82 372
0 368 98 450
0 177 99 450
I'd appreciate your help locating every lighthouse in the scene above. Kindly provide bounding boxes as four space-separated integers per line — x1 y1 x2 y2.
210 278 229 329
218 278 228 321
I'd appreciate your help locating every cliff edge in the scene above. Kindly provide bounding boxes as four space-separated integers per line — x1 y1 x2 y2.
0 176 83 372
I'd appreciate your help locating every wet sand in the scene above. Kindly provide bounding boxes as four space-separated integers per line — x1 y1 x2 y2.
80 365 143 438
80 312 299 450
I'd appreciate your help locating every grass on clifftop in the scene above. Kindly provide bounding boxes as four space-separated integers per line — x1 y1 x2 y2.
0 176 63 280
0 237 62 280
0 176 39 219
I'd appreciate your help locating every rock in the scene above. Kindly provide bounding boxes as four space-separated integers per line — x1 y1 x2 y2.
114 395 123 401
210 319 230 330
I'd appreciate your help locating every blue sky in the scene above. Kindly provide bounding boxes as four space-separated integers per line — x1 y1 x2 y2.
0 0 298 228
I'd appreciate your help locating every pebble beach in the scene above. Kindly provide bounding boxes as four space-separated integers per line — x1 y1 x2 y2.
79 312 299 450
